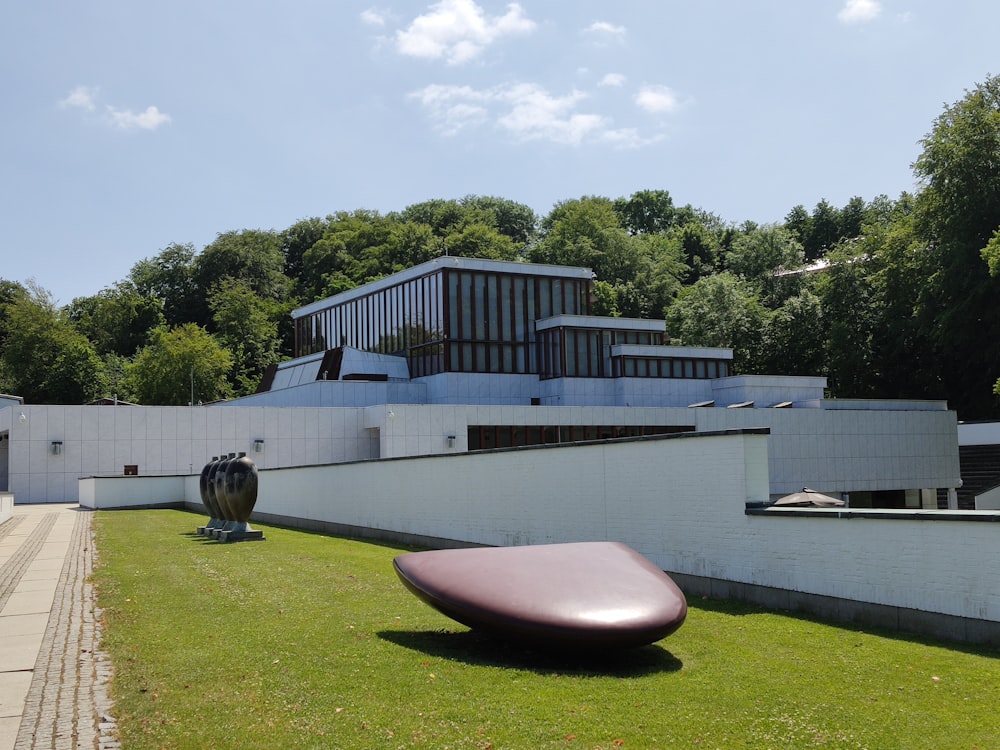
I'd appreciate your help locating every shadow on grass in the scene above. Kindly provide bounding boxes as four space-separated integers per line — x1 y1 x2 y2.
377 628 683 676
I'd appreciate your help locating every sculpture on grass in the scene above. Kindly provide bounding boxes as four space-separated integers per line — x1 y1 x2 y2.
196 452 264 542
394 541 686 649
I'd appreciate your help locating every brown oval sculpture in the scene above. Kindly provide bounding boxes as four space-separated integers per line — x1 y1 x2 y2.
393 542 687 649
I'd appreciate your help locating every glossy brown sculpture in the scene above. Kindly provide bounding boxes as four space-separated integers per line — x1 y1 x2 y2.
393 541 687 649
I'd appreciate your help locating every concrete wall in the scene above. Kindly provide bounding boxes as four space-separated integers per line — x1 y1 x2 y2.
0 492 12 525
249 430 769 549
958 421 1000 446
975 485 1000 510
368 402 960 496
0 405 379 503
80 430 998 643
79 475 187 509
1 397 960 504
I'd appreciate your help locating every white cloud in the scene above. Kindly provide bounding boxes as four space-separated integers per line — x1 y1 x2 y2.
396 0 536 65
60 86 171 131
838 0 882 24
107 105 171 131
598 73 626 88
408 84 491 134
585 21 626 37
495 83 603 145
409 80 665 148
634 84 679 113
361 8 387 26
599 128 662 149
60 86 98 111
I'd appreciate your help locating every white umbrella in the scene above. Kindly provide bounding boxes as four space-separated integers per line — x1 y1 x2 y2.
771 487 845 507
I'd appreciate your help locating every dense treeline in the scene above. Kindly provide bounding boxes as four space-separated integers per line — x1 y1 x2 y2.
2 76 1000 419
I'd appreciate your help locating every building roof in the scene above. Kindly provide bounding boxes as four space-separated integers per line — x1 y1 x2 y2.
292 257 594 319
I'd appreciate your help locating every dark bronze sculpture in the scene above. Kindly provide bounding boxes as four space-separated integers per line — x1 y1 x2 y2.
196 453 264 542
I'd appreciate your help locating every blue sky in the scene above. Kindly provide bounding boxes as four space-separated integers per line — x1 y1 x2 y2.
2 0 998 304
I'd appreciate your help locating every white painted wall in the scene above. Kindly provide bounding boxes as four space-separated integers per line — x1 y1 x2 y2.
79 476 186 509
958 421 1000 446
975 485 1000 510
81 431 998 625
1 405 379 503
1 397 961 504
369 402 960 496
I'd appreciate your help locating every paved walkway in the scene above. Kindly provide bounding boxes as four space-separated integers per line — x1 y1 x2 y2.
0 504 117 750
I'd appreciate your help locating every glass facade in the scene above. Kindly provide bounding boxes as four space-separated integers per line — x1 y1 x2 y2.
467 424 694 450
445 268 588 374
538 327 665 379
292 260 731 381
294 265 590 376
611 355 730 379
295 271 447 375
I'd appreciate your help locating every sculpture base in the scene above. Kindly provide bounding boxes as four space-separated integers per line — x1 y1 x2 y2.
218 528 265 543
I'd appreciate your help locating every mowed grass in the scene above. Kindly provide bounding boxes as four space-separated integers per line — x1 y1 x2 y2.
92 510 999 750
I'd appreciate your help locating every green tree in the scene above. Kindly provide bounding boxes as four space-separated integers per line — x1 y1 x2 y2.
724 224 805 306
813 243 878 398
613 189 677 235
208 279 281 396
459 195 537 245
282 217 329 284
671 220 719 281
194 230 290 314
0 282 104 403
531 196 625 276
66 282 164 356
126 324 233 405
784 205 811 249
300 211 395 301
665 273 767 373
805 200 841 260
761 290 825 376
399 199 466 235
443 223 519 261
839 196 867 240
0 279 28 357
383 221 441 270
912 74 1000 417
129 243 200 327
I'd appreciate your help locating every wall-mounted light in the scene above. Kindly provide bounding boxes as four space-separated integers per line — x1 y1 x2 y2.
446 434 456 448
50 440 63 455
253 439 265 453
19 412 27 424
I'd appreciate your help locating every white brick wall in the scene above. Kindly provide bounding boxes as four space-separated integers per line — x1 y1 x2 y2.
249 434 998 623
80 431 1000 626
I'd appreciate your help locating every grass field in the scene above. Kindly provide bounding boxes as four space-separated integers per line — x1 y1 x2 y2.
92 510 999 749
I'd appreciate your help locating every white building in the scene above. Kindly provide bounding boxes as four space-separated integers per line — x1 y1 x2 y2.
0 257 960 506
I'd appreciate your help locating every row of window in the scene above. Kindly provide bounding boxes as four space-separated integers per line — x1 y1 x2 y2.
446 271 589 345
467 424 694 451
613 357 730 379
293 269 731 381
295 272 444 358
294 269 592 372
537 328 729 380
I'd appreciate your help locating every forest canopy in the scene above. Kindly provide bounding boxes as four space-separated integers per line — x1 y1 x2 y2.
3 76 1000 419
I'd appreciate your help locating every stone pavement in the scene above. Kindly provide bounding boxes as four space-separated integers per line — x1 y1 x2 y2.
0 504 118 750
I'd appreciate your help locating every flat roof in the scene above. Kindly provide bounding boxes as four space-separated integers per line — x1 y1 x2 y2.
535 315 666 333
611 344 734 360
293 257 594 319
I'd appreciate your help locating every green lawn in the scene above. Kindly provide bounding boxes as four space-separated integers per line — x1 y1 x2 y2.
92 510 999 749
